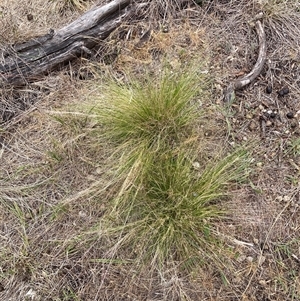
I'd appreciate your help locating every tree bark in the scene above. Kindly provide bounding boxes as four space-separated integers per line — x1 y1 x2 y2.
0 0 134 87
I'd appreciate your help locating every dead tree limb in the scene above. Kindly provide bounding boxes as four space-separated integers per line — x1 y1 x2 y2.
0 0 135 87
224 13 267 103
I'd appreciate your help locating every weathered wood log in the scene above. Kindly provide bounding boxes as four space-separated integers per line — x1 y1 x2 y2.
0 0 135 87
224 13 266 103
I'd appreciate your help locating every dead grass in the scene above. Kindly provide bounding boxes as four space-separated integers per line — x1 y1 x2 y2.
0 0 92 44
1 0 300 300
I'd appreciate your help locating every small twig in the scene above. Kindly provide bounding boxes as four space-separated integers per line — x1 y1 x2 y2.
232 239 254 247
291 254 300 263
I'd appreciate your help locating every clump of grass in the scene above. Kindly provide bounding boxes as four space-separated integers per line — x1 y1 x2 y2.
97 71 199 148
106 148 250 269
88 68 250 270
93 70 200 185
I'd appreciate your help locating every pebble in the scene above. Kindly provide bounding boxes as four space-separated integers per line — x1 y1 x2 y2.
192 161 200 170
247 256 254 263
248 121 256 131
25 289 37 299
79 211 87 218
266 120 272 127
259 280 267 287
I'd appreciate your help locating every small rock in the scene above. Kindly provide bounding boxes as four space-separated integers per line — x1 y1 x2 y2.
259 280 267 287
283 195 290 202
247 256 254 263
248 121 256 131
256 162 263 167
266 85 272 94
246 113 253 119
79 211 87 218
25 289 37 298
286 112 294 119
192 161 200 170
25 212 32 220
96 167 102 174
266 120 272 127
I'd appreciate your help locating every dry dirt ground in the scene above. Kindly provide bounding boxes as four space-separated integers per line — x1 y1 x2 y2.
1 0 300 300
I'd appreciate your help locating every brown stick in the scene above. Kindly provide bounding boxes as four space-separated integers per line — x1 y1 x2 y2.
0 0 134 87
224 14 267 103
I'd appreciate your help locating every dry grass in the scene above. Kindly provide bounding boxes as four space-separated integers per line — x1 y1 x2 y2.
0 0 93 43
1 0 300 300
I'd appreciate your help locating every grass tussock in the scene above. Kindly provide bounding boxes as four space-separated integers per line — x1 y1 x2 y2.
81 68 252 270
94 70 200 171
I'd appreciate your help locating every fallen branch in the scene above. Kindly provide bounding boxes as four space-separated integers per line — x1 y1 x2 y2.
224 13 266 103
0 0 135 87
